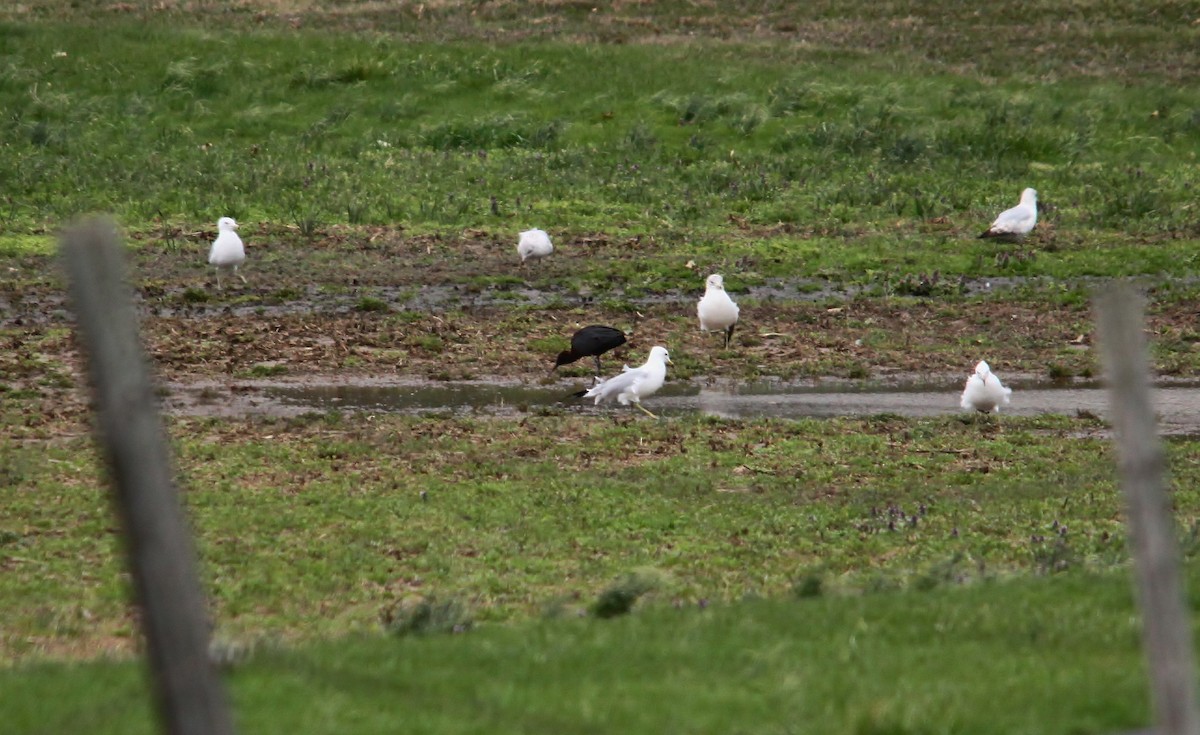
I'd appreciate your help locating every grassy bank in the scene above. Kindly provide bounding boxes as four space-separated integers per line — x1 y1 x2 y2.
0 15 1197 280
4 0 1197 83
5 411 1197 663
0 570 1159 734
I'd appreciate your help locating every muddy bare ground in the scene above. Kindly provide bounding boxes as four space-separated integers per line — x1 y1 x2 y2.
2 232 1196 437
158 374 1200 437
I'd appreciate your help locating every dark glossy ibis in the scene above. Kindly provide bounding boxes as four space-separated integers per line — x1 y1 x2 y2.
552 325 627 376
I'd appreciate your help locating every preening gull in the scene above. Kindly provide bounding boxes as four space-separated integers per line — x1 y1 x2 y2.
697 274 739 348
517 228 553 263
552 325 627 376
979 188 1038 240
208 217 246 289
960 360 1012 413
580 345 672 418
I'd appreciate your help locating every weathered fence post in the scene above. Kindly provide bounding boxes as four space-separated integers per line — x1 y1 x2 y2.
61 217 235 735
1096 283 1200 735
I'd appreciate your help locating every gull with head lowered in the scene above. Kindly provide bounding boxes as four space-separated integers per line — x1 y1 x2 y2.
579 346 672 419
517 228 553 263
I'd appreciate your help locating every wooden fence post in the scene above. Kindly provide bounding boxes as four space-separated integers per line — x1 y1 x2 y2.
1096 283 1200 735
60 217 235 735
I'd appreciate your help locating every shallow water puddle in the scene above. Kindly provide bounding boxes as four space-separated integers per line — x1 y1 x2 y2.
165 379 1200 433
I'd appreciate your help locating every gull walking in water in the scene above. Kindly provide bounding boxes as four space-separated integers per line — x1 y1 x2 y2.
517 228 553 264
580 346 672 418
960 360 1012 413
209 217 246 289
979 188 1038 240
697 274 739 348
552 325 627 377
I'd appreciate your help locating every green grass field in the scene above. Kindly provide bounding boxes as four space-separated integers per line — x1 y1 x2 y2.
3 1 1200 733
2 2 1198 282
1 411 1156 646
0 571 1163 734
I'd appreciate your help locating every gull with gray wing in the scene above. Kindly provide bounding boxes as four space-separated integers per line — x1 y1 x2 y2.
697 274 739 349
979 188 1038 240
579 346 672 419
208 216 246 290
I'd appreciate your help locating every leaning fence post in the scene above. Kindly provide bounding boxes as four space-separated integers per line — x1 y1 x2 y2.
1096 283 1200 735
61 217 235 735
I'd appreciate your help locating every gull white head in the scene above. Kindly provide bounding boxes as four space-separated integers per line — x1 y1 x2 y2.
582 345 673 418
698 273 739 348
961 360 1012 413
980 188 1038 240
209 216 247 289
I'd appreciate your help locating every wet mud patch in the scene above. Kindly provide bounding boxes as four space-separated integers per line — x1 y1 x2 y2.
7 230 1200 441
161 374 1200 435
141 297 1098 386
0 227 1136 329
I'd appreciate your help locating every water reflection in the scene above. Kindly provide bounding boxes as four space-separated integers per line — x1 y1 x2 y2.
240 380 1200 433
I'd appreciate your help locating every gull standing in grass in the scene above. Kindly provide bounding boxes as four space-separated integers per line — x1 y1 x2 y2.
517 228 553 264
579 346 672 418
979 188 1038 240
208 216 246 289
552 325 627 377
960 360 1012 413
697 274 739 348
